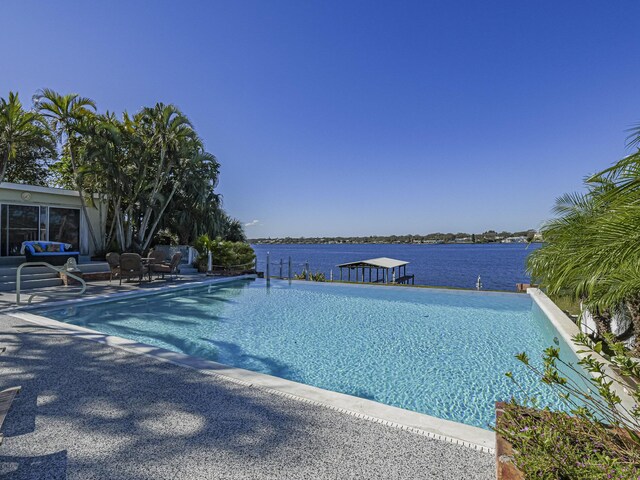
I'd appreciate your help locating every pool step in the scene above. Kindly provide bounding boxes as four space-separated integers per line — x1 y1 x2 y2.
0 272 59 282
0 266 58 277
0 277 63 292
0 262 108 293
0 265 63 291
77 263 109 274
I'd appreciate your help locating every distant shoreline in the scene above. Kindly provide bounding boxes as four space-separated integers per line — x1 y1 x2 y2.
250 239 543 246
249 230 541 246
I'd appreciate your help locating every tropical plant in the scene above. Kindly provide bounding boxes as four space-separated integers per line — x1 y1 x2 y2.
0 92 52 184
34 89 100 250
294 271 326 281
193 234 255 272
4 89 243 254
496 332 640 479
2 138 55 185
129 103 199 251
502 126 640 478
528 131 640 353
159 149 222 244
58 104 239 253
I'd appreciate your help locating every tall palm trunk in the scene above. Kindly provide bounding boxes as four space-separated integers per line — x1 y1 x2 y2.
0 147 9 185
138 148 170 247
68 142 100 253
140 181 179 252
593 309 612 338
624 298 640 355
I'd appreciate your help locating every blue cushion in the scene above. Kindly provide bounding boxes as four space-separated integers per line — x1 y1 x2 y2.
30 251 79 256
21 241 77 256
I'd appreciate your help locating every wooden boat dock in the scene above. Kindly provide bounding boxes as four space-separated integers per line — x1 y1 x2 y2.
336 257 415 285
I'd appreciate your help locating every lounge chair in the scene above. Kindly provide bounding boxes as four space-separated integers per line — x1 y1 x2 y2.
152 252 182 280
0 386 21 446
119 253 148 284
106 252 121 284
21 241 80 266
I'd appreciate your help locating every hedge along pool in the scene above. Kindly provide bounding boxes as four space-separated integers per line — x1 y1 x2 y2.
38 278 579 430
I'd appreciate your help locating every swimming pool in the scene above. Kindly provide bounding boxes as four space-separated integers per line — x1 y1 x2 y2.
39 278 577 430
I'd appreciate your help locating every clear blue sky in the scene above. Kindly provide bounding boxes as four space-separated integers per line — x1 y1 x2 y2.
2 1 639 237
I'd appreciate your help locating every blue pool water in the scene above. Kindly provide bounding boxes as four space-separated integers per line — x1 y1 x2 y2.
41 278 577 430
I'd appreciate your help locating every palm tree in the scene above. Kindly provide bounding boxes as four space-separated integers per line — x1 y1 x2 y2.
162 149 222 244
78 113 131 251
528 134 640 352
224 218 247 242
34 89 99 251
133 103 200 251
0 92 49 184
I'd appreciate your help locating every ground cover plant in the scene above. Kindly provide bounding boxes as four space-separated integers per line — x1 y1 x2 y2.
496 333 640 479
497 128 640 479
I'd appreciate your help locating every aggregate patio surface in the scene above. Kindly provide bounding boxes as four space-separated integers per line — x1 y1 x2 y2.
0 314 494 480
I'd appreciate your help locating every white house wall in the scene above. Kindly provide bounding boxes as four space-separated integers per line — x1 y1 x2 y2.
0 183 106 256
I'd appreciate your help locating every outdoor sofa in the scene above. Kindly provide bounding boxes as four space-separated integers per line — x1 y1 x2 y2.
20 241 80 266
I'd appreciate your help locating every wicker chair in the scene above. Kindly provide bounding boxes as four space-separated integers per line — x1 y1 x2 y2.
119 253 148 285
106 252 121 284
152 252 182 280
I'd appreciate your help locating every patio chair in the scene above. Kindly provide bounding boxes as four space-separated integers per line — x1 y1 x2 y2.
119 253 148 285
152 252 182 280
0 386 21 446
148 250 166 279
106 252 120 284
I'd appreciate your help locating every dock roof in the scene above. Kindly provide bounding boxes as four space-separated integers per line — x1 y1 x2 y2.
337 257 409 269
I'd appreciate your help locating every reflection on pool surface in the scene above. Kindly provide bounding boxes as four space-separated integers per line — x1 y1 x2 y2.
40 278 577 429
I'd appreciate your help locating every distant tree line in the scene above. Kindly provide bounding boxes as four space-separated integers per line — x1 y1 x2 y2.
250 229 538 244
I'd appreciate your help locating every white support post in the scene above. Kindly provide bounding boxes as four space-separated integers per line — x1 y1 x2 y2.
266 252 270 282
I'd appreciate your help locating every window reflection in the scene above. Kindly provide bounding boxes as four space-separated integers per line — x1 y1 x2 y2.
4 205 39 256
0 204 81 256
48 208 80 251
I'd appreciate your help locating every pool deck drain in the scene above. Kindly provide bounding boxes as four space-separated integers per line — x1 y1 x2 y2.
0 313 494 479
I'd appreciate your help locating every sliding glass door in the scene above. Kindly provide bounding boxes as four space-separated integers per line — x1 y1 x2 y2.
0 204 81 256
1 205 40 256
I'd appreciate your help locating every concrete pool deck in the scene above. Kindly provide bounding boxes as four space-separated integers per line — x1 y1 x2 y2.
0 272 211 310
0 314 494 479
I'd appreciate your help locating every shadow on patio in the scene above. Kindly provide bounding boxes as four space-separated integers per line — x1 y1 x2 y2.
0 320 313 478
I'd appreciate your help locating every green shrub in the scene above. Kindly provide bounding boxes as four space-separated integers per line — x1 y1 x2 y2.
194 234 255 273
497 403 639 479
293 271 326 282
495 332 640 479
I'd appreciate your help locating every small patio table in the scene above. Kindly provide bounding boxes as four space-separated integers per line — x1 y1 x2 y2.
140 257 155 281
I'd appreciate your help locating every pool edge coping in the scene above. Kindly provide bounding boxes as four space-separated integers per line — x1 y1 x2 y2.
2 275 258 313
527 288 637 414
7 277 496 454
